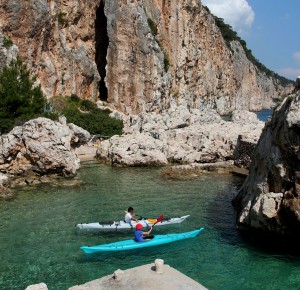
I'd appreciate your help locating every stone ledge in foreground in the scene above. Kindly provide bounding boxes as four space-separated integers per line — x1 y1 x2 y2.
26 259 208 289
68 259 208 290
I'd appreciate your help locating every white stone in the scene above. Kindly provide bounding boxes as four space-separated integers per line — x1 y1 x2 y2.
25 282 48 290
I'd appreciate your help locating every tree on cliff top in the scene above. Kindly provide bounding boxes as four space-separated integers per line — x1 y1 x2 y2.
0 57 46 134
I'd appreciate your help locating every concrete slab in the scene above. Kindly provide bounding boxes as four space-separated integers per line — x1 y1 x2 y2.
68 259 208 290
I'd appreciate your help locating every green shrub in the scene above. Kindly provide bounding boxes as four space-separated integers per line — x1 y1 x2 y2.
58 12 68 26
0 57 122 137
49 96 123 138
2 35 13 48
80 99 95 111
164 54 170 72
0 57 47 134
147 18 158 36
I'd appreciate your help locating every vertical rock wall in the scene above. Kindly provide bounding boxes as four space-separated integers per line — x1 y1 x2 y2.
0 0 100 100
233 94 300 236
0 0 292 114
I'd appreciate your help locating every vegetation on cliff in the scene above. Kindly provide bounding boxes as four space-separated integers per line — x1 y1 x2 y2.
0 57 47 133
2 35 13 48
203 6 294 86
0 57 123 137
49 95 123 138
147 17 170 72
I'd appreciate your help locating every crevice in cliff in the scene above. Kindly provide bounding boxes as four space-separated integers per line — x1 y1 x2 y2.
95 0 108 101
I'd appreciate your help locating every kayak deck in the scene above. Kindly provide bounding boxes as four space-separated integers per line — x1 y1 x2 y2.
80 227 204 254
76 215 190 231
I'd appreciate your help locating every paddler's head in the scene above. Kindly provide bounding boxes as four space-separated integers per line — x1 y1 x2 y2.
128 206 134 213
136 223 143 230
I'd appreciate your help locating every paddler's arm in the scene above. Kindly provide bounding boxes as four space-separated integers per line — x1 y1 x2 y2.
142 226 152 236
131 216 138 222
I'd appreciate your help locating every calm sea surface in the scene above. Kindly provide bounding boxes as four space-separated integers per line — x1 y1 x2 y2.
1 162 300 290
255 109 273 122
221 108 272 122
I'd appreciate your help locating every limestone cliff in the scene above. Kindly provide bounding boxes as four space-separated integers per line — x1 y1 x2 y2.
233 93 300 237
0 0 292 115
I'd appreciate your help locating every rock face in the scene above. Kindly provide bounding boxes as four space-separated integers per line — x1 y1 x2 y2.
97 107 264 166
232 135 257 169
296 77 300 89
0 0 292 114
0 1 100 99
0 32 19 69
0 117 90 180
233 94 300 236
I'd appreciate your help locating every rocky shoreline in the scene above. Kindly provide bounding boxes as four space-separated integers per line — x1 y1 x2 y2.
4 93 300 239
0 108 260 198
97 107 264 167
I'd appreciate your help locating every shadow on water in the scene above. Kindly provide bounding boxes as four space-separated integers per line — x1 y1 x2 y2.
238 230 300 260
75 228 136 237
206 173 300 260
205 174 244 244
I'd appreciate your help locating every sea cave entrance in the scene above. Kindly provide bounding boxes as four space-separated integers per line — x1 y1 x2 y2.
95 0 108 101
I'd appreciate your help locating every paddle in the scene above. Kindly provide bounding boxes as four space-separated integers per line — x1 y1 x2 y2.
144 214 164 240
151 214 164 228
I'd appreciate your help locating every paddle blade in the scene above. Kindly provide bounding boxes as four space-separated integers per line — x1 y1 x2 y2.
153 214 164 226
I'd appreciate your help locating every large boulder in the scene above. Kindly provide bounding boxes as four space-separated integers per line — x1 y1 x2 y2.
0 117 90 178
233 94 300 237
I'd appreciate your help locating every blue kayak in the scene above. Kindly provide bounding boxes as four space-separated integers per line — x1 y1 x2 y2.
80 228 204 254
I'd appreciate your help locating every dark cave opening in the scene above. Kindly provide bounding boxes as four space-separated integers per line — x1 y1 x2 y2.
95 0 108 101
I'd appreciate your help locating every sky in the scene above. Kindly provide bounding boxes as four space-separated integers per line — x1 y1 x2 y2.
201 0 300 81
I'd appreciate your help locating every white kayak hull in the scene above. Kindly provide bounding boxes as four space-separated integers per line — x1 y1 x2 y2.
75 215 190 231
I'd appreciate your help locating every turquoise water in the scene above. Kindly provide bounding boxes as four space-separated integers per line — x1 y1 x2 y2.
221 109 272 122
1 162 300 289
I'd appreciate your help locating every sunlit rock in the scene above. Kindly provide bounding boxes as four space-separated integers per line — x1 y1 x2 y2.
233 94 300 237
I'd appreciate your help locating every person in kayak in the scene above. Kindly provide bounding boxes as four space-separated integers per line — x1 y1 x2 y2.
134 223 153 242
125 207 139 225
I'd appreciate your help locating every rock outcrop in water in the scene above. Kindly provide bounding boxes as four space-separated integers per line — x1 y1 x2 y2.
0 0 292 115
0 117 90 196
233 93 300 237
